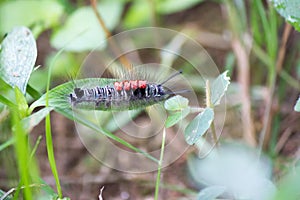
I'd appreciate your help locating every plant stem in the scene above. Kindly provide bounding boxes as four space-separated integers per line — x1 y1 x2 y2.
90 0 111 38
232 38 257 147
90 0 132 70
189 107 205 113
206 80 218 146
11 109 32 200
226 0 257 147
148 0 158 26
29 135 42 161
45 49 64 198
279 70 300 90
45 112 62 198
154 128 166 200
258 22 292 152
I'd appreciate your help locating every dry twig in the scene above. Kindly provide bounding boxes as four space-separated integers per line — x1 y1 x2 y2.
90 0 132 70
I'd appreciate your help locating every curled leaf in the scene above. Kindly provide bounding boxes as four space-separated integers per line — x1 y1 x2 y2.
211 71 230 106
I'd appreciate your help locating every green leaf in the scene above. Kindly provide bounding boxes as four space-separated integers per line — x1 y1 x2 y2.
0 26 37 94
30 78 159 163
197 186 226 200
294 95 300 112
184 108 214 145
0 95 16 108
164 95 189 111
51 1 123 52
165 95 190 128
272 0 300 31
211 71 230 106
156 0 204 14
14 87 28 118
0 77 16 108
23 107 54 132
165 107 190 128
0 0 64 36
0 76 13 92
30 78 116 111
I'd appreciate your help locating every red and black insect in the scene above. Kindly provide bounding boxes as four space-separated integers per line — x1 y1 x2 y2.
69 70 184 111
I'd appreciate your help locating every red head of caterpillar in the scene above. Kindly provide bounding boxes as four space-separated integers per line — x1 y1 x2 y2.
69 70 186 111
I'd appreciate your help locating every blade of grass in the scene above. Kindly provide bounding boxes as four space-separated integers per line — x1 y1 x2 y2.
30 136 42 160
252 43 274 71
259 22 290 154
226 0 256 146
45 113 62 197
0 137 14 151
280 69 300 90
154 128 166 200
44 49 64 198
26 84 42 100
268 4 278 60
0 77 17 108
266 23 292 156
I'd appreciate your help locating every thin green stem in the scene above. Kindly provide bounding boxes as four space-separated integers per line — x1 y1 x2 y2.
45 114 62 197
0 137 14 151
29 135 42 161
189 107 205 113
252 43 274 71
154 128 166 200
280 70 300 90
148 0 158 26
44 49 65 198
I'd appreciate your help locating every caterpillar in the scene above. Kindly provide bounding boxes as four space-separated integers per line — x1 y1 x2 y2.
69 70 185 111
